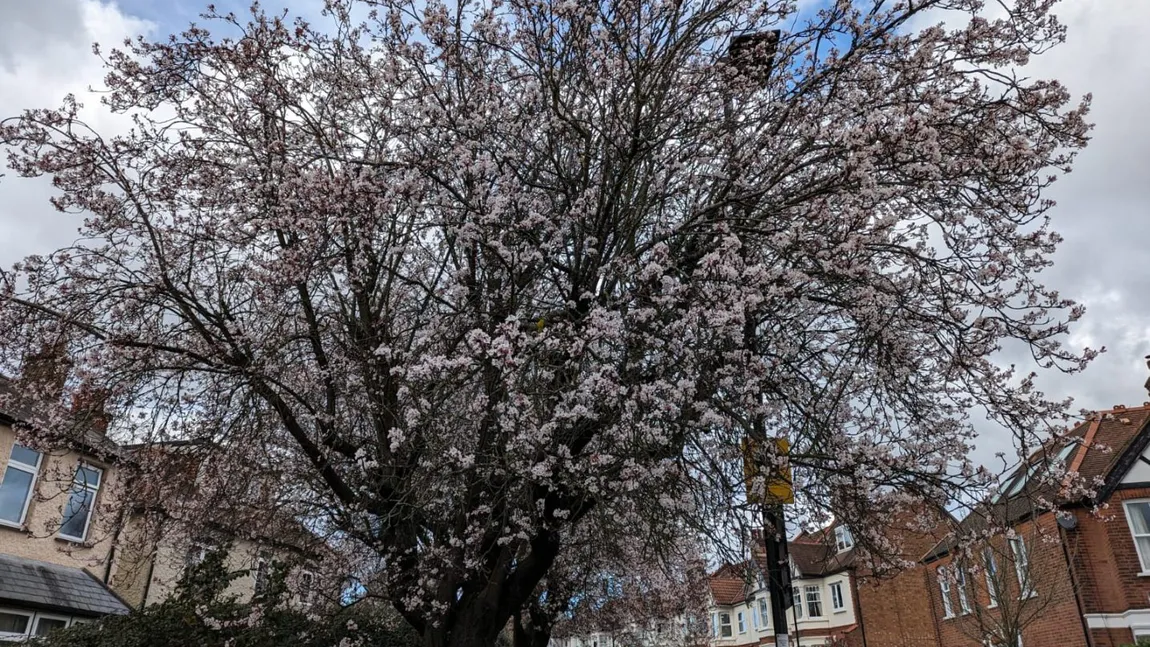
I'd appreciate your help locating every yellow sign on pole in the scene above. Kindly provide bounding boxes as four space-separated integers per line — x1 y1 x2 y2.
742 437 794 505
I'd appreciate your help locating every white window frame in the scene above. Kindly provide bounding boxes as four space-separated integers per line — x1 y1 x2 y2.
57 463 102 543
711 613 718 637
0 445 42 529
185 541 212 568
253 551 272 596
805 585 823 618
938 566 955 618
299 569 315 605
792 587 803 619
31 612 70 637
834 526 854 552
0 608 83 641
736 611 745 634
758 597 769 630
830 581 845 611
0 607 34 641
1124 500 1150 575
984 547 1000 608
1009 537 1036 599
955 567 971 614
719 612 732 638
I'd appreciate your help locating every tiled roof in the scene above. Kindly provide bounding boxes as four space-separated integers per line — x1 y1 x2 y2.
0 553 130 616
924 403 1150 561
709 561 754 605
788 540 854 577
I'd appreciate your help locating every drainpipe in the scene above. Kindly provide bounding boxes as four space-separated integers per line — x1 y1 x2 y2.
849 572 868 647
1058 516 1094 647
922 562 944 647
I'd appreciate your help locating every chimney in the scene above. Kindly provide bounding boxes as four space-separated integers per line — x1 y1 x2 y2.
71 380 111 437
20 340 72 403
1144 355 1150 398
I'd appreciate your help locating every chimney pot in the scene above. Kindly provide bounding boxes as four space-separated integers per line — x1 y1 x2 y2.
71 380 111 437
20 340 71 403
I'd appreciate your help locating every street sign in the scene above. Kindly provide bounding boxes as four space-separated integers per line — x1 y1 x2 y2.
742 437 794 505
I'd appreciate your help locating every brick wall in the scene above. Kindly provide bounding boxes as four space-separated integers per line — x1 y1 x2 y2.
923 514 1088 647
854 564 939 646
850 508 948 647
1091 488 1150 613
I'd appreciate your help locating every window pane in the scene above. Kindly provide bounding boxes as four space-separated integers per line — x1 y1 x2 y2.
10 445 40 467
1138 537 1150 571
34 618 68 636
0 611 29 634
0 466 34 523
59 484 95 539
74 465 101 488
1130 502 1150 535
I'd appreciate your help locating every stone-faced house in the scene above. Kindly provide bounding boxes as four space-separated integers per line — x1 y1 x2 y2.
0 363 334 640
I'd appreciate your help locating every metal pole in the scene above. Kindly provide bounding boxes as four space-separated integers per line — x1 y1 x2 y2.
761 505 792 647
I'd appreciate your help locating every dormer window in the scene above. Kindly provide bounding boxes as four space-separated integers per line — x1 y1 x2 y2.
834 525 854 552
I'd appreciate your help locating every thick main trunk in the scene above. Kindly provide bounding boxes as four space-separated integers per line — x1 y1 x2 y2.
512 610 553 647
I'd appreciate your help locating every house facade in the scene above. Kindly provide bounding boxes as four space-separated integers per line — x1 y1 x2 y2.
0 368 328 641
918 403 1150 647
708 511 946 647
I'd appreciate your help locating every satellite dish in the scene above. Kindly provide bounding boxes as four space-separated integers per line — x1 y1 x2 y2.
1057 515 1078 530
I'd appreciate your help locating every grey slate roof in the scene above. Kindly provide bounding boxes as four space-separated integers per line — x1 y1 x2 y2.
0 553 130 616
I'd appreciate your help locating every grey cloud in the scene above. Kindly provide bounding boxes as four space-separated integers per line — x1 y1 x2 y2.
0 0 87 68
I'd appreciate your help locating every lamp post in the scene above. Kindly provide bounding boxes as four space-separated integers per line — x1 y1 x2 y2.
724 27 791 647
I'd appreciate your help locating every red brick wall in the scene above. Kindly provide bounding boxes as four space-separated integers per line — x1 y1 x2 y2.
923 515 1088 647
1086 488 1150 613
1090 626 1137 647
852 511 948 647
854 566 939 647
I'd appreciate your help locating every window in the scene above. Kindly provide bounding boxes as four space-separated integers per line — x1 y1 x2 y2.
793 587 803 619
185 542 211 568
1009 537 1034 598
254 552 271 595
33 614 69 636
805 588 823 615
938 567 955 618
830 581 845 611
711 613 718 637
736 611 746 633
0 445 41 527
955 567 971 614
58 464 102 541
719 612 732 637
758 598 769 629
299 570 315 605
834 526 854 552
1125 501 1150 573
0 610 31 638
984 547 1000 608
751 601 759 628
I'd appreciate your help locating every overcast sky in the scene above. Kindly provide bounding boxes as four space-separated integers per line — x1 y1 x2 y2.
1 0 1147 470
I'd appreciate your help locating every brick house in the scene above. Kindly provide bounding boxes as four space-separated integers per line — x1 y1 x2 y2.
920 402 1150 647
0 367 331 640
707 511 947 647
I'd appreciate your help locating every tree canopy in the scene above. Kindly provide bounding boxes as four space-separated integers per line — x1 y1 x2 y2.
0 0 1093 645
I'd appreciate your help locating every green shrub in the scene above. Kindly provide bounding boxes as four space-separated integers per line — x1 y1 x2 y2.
28 548 417 647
